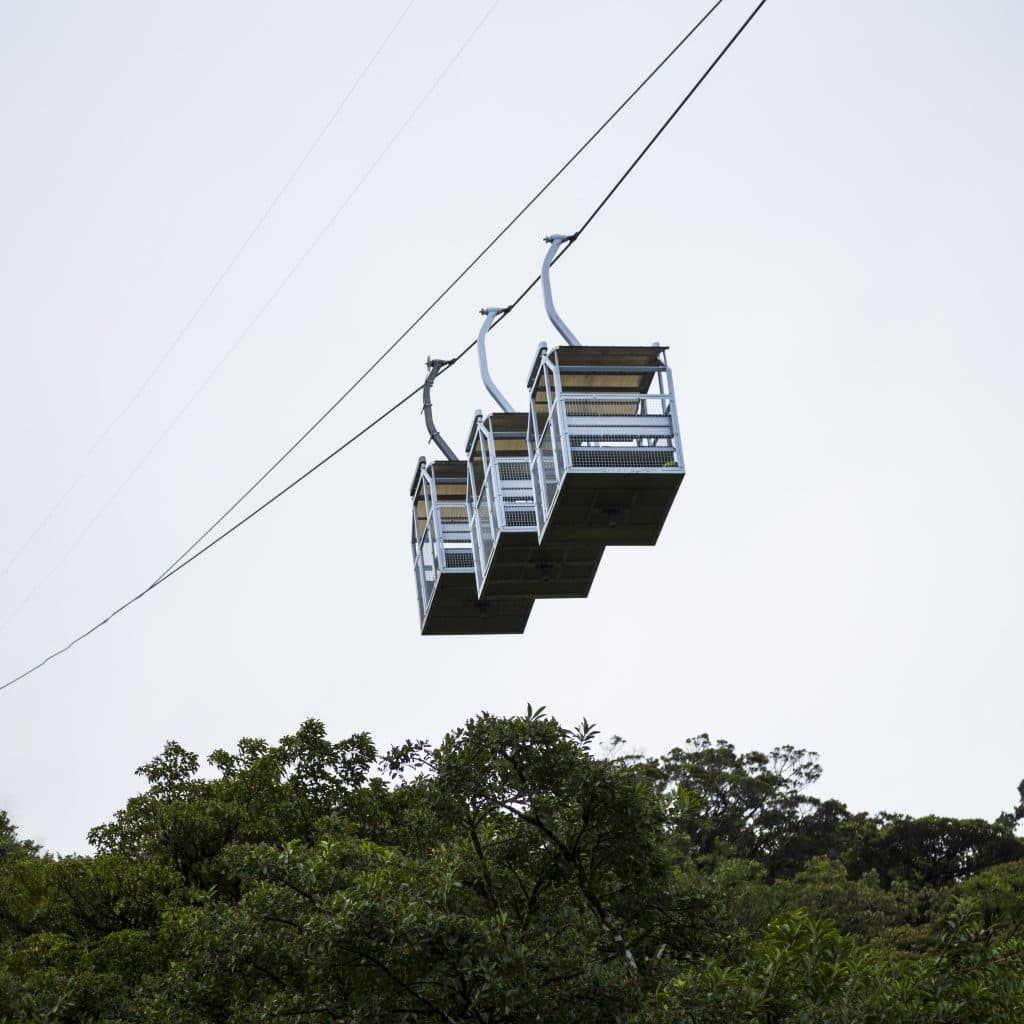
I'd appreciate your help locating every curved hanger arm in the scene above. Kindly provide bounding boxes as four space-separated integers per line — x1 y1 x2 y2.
477 307 515 413
541 234 581 347
422 357 458 461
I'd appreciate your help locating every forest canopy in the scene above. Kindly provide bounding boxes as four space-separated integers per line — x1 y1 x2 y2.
2 708 1022 1022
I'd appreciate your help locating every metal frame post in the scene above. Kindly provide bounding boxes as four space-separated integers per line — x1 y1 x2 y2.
663 359 685 471
552 351 572 472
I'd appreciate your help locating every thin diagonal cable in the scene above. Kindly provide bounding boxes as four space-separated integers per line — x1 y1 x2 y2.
0 384 425 695
0 0 498 640
0 0 769 693
153 0 727 585
575 0 768 237
460 0 771 342
0 0 417 583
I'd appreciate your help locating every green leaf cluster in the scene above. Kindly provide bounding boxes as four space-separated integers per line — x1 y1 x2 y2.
0 709 1021 1022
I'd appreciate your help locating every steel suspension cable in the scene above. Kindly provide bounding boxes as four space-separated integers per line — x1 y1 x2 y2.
151 0 728 586
0 0 418 583
0 0 497 641
1 0 769 694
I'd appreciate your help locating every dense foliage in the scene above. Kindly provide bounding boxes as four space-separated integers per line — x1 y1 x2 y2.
1 710 1022 1022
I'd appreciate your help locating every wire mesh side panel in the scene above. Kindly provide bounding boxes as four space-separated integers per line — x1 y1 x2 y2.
557 365 683 474
566 420 679 468
495 458 537 530
469 414 538 592
412 464 474 628
470 458 537 590
438 501 474 569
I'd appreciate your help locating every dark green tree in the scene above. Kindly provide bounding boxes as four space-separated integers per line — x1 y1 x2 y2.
996 778 1024 831
0 811 38 862
847 813 1024 889
2 711 1022 1022
655 734 828 875
88 718 377 887
148 707 724 1022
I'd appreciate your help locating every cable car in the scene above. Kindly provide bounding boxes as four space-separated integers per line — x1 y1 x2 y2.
467 310 604 601
526 235 685 546
411 359 533 635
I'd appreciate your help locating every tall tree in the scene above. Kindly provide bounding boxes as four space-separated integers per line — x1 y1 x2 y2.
848 814 1024 889
655 734 827 874
0 811 38 862
148 708 724 1022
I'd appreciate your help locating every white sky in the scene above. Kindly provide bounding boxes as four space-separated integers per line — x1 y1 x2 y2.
1 0 1021 854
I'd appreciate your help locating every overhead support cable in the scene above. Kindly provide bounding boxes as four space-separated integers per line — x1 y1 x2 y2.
0 0 418 584
0 0 769 694
0 0 498 637
150 0 728 585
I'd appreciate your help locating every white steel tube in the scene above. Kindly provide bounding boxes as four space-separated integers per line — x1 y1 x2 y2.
477 307 514 413
541 235 581 347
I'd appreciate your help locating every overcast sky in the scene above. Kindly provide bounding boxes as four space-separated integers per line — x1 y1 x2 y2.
1 0 1022 854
